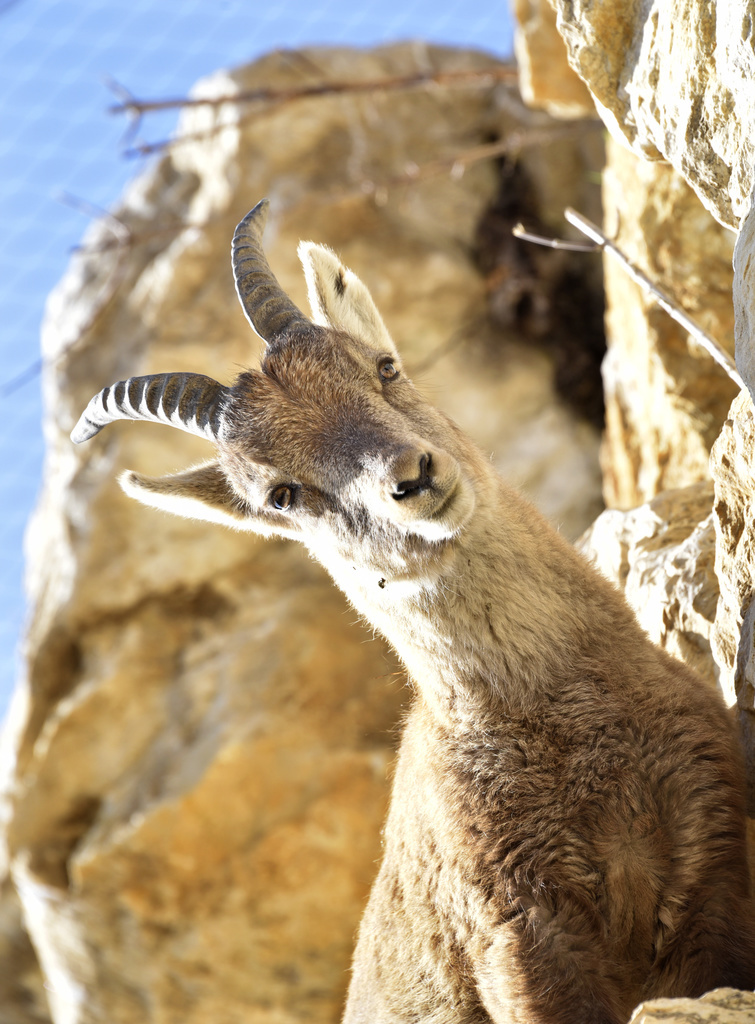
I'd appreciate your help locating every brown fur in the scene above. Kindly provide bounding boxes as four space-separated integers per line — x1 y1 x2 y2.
111 240 754 1023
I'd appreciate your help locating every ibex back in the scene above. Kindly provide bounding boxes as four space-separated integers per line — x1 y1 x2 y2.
72 200 755 1023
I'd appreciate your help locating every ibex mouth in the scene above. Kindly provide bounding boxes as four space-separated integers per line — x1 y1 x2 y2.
427 479 460 520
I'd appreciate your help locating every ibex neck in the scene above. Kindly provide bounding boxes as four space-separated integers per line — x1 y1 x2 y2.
333 479 619 729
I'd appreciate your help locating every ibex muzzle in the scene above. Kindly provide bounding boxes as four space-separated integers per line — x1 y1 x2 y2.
72 200 755 1023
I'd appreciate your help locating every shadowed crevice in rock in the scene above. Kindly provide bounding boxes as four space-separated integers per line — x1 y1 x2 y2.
0 880 50 1024
474 151 606 429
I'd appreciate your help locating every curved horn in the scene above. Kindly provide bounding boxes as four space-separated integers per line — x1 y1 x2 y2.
232 199 311 344
71 372 230 445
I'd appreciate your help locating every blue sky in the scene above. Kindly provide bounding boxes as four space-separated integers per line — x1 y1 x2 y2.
0 0 513 718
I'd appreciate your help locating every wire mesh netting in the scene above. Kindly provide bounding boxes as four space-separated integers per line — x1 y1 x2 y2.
0 0 513 717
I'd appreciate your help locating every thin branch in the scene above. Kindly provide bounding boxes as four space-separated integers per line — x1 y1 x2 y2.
0 359 42 398
74 123 598 259
71 211 224 256
411 316 485 376
564 208 743 389
52 193 134 357
122 124 230 159
107 66 518 119
58 191 132 247
399 125 587 183
102 74 139 108
516 207 743 390
115 66 525 159
101 75 143 151
2 193 134 395
512 223 600 253
126 104 591 173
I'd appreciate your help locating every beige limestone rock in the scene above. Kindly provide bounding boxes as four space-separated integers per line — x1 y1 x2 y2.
511 0 755 545
711 389 755 789
0 877 50 1023
547 0 755 400
551 0 755 230
629 988 755 1024
599 136 739 509
512 0 595 118
1 44 605 1024
733 196 755 407
515 0 755 949
578 481 719 691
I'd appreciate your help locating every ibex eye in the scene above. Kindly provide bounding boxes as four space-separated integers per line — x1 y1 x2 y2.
271 485 294 511
378 359 399 382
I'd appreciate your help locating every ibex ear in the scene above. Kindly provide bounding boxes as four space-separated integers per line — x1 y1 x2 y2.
120 461 273 534
298 242 398 354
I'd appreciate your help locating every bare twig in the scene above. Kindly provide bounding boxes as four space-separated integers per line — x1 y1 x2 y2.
115 66 525 159
71 209 226 255
281 125 597 216
564 208 743 389
0 359 43 398
512 223 600 253
102 74 139 108
2 192 134 395
51 193 133 358
122 125 231 159
514 207 743 390
58 191 132 247
411 316 487 376
128 131 563 165
127 105 590 173
108 66 517 119
75 124 596 257
101 75 144 150
399 125 587 183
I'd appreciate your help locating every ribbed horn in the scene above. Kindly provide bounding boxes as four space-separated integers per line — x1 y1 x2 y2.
232 199 311 344
71 372 230 445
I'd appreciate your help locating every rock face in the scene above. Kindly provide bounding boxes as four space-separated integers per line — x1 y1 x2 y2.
519 0 755 743
511 2 742 510
515 9 755 1019
711 390 755 793
578 481 719 690
10 7 755 1016
0 878 49 1023
1 44 606 1024
628 988 755 1024
512 0 595 117
551 0 755 231
599 136 738 509
733 205 755 408
549 0 755 404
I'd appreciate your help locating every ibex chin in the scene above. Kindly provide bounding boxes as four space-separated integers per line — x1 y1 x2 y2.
72 200 755 1023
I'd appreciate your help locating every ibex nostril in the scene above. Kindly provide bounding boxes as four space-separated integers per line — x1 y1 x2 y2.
394 452 433 500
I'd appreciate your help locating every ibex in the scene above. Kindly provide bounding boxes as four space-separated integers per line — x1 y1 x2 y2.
72 200 755 1023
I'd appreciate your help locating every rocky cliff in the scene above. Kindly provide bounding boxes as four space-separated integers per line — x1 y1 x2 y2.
515 0 755 766
516 3 755 1019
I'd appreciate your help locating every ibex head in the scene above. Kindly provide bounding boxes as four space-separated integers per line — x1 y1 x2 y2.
72 201 476 584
